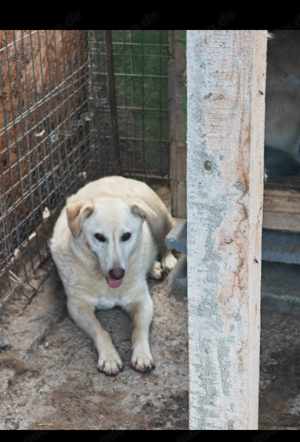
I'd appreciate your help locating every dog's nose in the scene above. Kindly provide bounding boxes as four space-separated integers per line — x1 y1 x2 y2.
109 268 125 280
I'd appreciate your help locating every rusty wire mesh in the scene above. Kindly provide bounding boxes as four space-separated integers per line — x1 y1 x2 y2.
0 30 171 303
0 30 108 301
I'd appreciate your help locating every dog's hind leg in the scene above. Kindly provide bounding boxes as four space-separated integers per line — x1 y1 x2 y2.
148 260 164 280
151 211 177 272
160 245 177 272
151 211 176 246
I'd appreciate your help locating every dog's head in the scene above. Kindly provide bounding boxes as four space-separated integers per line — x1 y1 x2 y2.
66 197 158 288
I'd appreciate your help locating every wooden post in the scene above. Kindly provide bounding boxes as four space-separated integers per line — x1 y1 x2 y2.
104 30 121 175
187 31 267 429
169 31 187 218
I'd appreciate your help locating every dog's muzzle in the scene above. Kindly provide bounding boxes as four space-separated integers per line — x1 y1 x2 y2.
106 268 125 288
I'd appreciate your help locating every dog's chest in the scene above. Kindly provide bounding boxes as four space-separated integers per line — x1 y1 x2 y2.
91 289 139 310
80 272 142 308
94 295 119 310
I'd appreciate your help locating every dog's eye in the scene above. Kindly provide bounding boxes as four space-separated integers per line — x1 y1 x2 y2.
121 232 131 242
94 233 106 242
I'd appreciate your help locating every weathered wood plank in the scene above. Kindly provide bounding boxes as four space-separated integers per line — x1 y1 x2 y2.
263 211 300 232
263 188 300 214
264 188 300 198
169 30 186 219
187 31 267 429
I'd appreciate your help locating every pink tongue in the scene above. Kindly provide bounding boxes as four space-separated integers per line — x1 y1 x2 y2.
107 278 123 288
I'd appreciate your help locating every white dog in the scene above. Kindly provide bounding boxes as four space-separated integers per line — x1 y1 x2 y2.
50 176 177 375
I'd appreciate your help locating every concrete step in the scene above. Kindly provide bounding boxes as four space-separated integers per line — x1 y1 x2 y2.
165 224 300 265
258 229 300 313
167 254 187 297
165 219 187 296
165 219 187 254
164 222 300 307
261 260 300 314
262 229 300 265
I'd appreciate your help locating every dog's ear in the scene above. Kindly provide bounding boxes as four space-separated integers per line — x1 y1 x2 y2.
66 200 94 238
129 199 158 227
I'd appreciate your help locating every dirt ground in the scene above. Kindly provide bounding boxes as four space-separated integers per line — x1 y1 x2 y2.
0 190 189 430
259 302 300 430
2 188 300 430
259 261 300 430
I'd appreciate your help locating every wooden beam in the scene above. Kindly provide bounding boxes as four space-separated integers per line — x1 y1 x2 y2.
104 30 121 175
187 31 267 429
263 211 300 232
264 188 300 214
169 31 186 218
263 188 300 232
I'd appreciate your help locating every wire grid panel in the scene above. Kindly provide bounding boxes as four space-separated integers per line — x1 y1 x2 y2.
88 31 115 178
0 30 101 301
90 30 171 178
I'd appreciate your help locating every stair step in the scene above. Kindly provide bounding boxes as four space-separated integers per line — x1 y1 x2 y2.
261 260 300 299
261 260 300 314
165 219 187 254
262 229 300 265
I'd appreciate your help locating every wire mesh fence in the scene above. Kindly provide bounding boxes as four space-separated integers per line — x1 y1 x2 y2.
91 30 171 178
0 30 171 304
0 30 95 302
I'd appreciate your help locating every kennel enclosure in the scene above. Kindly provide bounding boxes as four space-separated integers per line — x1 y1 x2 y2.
0 30 178 302
0 29 272 429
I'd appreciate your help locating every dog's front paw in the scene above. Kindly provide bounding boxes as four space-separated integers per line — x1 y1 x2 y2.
148 261 164 280
98 349 123 375
161 252 177 273
131 347 155 373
